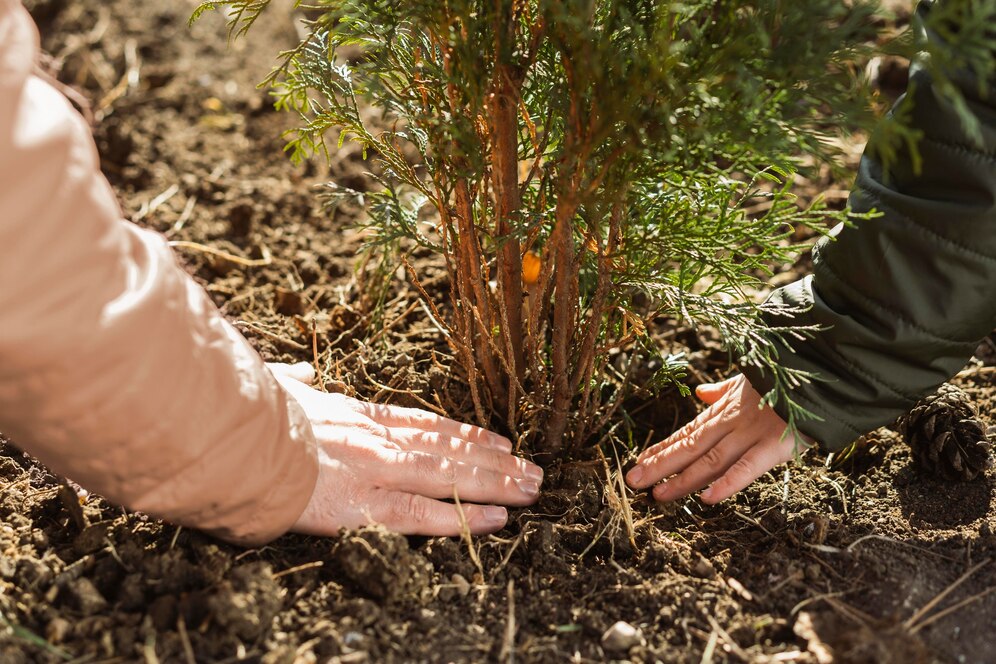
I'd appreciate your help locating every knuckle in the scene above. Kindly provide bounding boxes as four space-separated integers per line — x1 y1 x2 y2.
356 420 389 440
487 448 505 467
410 430 433 447
701 446 723 470
444 436 471 458
409 495 429 524
397 407 433 427
415 430 442 448
432 453 459 485
654 445 680 466
440 458 459 485
677 420 698 439
392 492 428 525
637 443 663 464
642 450 665 472
341 395 365 411
396 428 440 450
453 422 476 439
408 452 453 484
491 450 517 475
728 457 755 481
354 441 387 466
677 434 700 455
394 411 419 427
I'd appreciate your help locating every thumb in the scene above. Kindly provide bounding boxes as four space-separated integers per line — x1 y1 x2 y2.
267 361 316 385
694 375 740 405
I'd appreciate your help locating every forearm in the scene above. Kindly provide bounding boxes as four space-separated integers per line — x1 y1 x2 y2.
744 0 996 451
0 1 317 545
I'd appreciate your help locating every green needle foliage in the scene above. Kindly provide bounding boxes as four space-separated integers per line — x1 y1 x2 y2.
193 0 989 455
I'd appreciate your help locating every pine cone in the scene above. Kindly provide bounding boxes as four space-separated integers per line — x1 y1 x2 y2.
897 384 994 481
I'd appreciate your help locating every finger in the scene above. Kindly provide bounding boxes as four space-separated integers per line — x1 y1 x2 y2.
695 375 738 405
627 405 733 489
367 490 509 536
358 402 513 451
385 428 543 482
650 432 752 502
635 399 729 465
267 361 316 385
378 450 540 506
699 436 795 504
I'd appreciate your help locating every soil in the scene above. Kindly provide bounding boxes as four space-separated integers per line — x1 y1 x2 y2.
2 1 994 663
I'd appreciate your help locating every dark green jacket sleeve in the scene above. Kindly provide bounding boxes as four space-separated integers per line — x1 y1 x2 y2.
742 1 996 451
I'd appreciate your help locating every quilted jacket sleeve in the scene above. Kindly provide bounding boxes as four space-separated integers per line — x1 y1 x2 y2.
0 0 318 545
743 0 996 451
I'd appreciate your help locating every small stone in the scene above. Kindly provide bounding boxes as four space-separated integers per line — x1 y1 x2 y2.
65 577 107 616
0 556 15 579
30 529 48 550
274 287 306 316
45 617 72 644
74 522 111 556
343 631 366 650
692 557 715 578
601 621 645 653
528 519 556 556
450 573 471 597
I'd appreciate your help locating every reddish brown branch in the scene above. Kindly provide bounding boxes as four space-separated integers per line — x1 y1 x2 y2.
543 191 579 452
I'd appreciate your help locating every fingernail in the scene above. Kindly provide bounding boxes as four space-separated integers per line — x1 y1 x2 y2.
482 505 507 525
517 479 540 496
652 481 669 501
700 486 713 502
523 463 544 481
627 466 644 486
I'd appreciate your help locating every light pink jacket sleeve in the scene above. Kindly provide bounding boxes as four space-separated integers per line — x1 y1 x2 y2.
0 1 318 545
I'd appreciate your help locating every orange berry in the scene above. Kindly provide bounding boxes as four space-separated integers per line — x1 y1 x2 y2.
522 251 541 285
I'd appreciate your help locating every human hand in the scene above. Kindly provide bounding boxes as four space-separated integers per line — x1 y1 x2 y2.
267 362 542 537
625 374 814 504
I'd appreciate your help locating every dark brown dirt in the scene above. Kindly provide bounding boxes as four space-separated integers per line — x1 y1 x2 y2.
2 1 993 662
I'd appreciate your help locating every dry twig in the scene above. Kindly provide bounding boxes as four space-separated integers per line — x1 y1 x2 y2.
169 240 273 267
453 488 485 583
500 580 517 664
169 195 198 235
904 559 991 632
273 561 324 579
233 321 308 351
908 586 996 634
96 37 141 116
706 615 750 661
176 616 196 664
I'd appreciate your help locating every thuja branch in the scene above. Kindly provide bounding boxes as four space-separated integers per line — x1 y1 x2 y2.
192 0 981 458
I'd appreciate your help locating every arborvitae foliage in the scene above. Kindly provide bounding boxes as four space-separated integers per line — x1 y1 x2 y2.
194 0 993 455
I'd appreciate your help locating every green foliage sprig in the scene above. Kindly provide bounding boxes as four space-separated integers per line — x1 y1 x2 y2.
193 0 984 454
